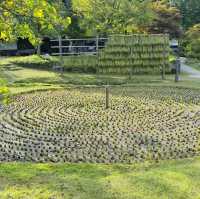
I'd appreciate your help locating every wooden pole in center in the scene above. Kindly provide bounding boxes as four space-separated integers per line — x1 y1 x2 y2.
105 86 109 109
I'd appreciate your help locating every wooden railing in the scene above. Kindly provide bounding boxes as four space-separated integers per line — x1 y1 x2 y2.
50 37 108 56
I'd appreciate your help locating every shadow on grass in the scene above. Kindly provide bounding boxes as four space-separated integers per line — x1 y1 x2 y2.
2 63 23 71
13 73 168 87
14 74 127 86
15 77 61 85
10 62 54 71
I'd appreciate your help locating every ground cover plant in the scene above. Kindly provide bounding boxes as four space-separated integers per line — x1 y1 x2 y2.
0 86 199 163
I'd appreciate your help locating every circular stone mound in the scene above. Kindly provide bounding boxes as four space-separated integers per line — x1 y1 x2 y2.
0 87 199 163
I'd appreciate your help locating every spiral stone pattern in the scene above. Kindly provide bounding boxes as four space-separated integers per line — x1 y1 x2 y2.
0 87 199 163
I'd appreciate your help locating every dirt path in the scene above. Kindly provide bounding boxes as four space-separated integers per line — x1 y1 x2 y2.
180 57 200 79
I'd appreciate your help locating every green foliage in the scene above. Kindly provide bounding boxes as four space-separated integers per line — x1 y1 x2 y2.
73 0 154 36
0 0 71 46
169 54 176 63
184 24 200 59
147 1 182 38
173 0 200 29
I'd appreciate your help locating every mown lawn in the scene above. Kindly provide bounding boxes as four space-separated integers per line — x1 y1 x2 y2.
0 158 200 199
0 56 200 95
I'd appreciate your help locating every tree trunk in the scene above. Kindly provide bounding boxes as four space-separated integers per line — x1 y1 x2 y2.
105 86 109 109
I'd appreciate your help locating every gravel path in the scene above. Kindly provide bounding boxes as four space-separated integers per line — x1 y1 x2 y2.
180 57 200 79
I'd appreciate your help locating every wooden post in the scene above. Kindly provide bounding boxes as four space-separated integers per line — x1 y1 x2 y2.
58 36 63 65
175 58 181 82
161 34 168 80
58 36 64 75
161 48 166 80
69 39 72 53
96 36 100 73
96 35 99 54
129 47 133 80
161 65 165 80
105 86 109 109
129 67 133 80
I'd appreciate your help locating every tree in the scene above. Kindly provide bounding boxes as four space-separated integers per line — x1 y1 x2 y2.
63 0 85 37
172 0 200 29
147 1 182 38
72 0 154 36
0 0 71 53
184 24 200 59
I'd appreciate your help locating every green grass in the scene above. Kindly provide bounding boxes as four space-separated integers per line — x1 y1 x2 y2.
9 84 63 95
1 157 200 199
0 56 200 95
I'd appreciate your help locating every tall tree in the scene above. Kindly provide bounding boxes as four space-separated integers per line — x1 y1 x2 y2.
63 0 84 37
184 24 200 59
147 1 182 38
166 0 200 29
72 0 154 36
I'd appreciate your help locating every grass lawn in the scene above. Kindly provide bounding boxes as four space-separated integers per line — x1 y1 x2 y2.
0 157 200 199
0 56 200 95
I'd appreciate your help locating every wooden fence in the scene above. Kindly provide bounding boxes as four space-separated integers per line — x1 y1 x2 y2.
50 37 108 56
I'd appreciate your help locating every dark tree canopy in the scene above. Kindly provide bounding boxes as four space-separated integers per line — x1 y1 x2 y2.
167 0 200 29
147 1 182 38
